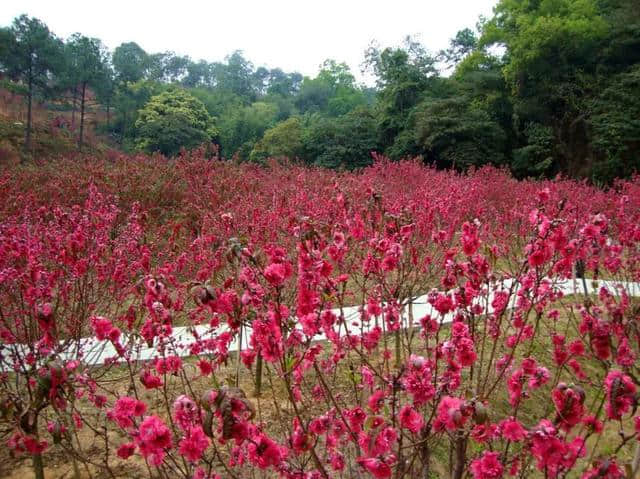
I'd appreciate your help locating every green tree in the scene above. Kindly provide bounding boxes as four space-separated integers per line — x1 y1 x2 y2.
0 15 64 153
112 42 149 83
64 33 108 148
94 62 115 130
481 0 608 174
365 38 437 156
302 107 380 169
295 60 366 116
412 95 507 170
135 88 217 156
250 116 305 162
589 65 640 182
439 28 478 70
214 51 256 100
111 79 163 146
217 101 277 159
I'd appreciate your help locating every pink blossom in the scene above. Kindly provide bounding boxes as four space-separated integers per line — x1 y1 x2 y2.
178 426 210 463
470 451 504 479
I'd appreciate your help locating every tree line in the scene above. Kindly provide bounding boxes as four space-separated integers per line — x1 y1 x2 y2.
1 0 639 183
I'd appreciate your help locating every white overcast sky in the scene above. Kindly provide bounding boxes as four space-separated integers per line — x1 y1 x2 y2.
1 0 497 83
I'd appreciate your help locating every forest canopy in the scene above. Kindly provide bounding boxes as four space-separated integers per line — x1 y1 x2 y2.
1 0 639 183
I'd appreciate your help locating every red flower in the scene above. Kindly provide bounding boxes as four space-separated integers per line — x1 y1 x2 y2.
552 384 585 431
470 451 504 479
500 417 526 441
434 396 467 431
357 456 393 478
398 405 424 434
178 426 210 463
135 416 172 466
264 262 291 287
117 442 136 459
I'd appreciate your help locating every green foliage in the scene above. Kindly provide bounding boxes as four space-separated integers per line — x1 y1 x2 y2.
365 38 437 150
302 107 380 169
413 96 507 169
217 101 277 160
589 65 640 182
0 15 64 151
64 34 107 87
512 123 555 177
439 28 478 70
250 116 304 162
1 15 64 93
1 5 639 179
112 42 149 84
134 88 217 156
111 80 165 145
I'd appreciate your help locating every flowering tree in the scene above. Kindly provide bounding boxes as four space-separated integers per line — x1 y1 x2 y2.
0 154 639 478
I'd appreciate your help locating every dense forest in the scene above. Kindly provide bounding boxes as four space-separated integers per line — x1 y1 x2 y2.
1 0 639 183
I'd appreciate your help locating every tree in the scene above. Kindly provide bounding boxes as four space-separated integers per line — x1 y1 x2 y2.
134 88 217 156
364 38 437 154
438 28 478 70
65 33 107 148
589 65 640 182
412 96 508 170
214 51 256 100
94 62 115 130
250 116 305 162
112 42 148 84
295 61 365 116
0 15 63 153
216 101 277 159
302 107 380 169
480 0 608 174
112 79 163 146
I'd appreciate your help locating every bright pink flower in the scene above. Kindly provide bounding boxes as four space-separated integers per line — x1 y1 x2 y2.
140 370 163 389
552 384 585 430
434 294 454 315
173 395 200 430
470 451 504 479
135 416 172 466
117 442 136 459
368 390 386 413
197 359 213 376
582 415 603 434
500 418 526 441
471 423 498 443
264 262 291 287
246 434 286 469
461 221 480 256
357 456 393 478
434 396 467 431
178 426 210 463
581 459 625 479
399 405 424 434
109 396 147 428
90 316 114 341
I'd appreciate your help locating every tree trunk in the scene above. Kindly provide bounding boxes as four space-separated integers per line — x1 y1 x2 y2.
25 69 33 155
79 82 86 149
71 86 77 126
32 452 45 479
254 353 263 397
452 434 467 479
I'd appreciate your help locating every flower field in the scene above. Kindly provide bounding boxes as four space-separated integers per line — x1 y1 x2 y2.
1 151 640 479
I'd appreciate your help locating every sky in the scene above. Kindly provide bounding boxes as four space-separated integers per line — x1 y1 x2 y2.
1 0 498 83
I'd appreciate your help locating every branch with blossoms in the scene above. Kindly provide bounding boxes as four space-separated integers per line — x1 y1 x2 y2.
0 157 640 479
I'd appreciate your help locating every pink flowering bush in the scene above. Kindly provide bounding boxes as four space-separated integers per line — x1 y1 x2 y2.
0 152 640 478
